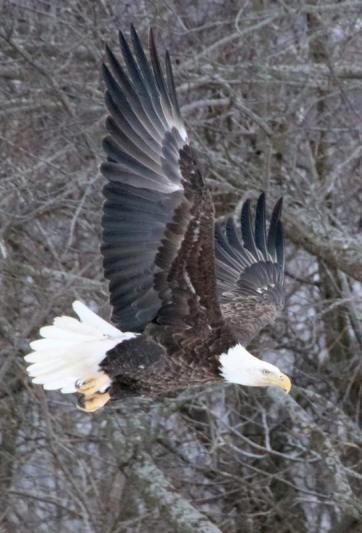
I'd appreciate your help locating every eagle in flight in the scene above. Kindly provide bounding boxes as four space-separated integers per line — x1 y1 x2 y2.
25 27 291 412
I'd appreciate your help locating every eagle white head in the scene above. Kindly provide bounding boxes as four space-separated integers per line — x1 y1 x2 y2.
219 344 291 392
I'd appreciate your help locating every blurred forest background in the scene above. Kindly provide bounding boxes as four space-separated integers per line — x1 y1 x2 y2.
1 0 362 532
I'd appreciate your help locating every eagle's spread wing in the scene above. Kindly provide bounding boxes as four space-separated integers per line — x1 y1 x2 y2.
215 193 285 345
101 27 223 334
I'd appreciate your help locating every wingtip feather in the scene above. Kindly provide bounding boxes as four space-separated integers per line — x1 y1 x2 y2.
255 193 268 258
267 196 284 260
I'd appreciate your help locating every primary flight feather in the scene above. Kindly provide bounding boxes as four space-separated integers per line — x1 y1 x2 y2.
25 26 291 412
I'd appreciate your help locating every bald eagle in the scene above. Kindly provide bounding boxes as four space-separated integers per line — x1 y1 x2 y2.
24 27 291 412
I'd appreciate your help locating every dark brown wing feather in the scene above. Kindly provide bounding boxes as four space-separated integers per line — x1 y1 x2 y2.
101 27 224 338
215 193 285 345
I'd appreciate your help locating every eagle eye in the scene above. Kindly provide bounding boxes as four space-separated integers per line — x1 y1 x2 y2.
262 369 271 375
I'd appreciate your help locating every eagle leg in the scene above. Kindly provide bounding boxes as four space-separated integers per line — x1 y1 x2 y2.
75 373 110 397
77 392 111 413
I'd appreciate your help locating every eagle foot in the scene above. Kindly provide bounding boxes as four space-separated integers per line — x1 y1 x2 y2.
75 373 110 396
77 392 111 413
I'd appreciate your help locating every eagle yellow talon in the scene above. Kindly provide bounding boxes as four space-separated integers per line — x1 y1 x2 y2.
76 373 110 396
77 392 111 412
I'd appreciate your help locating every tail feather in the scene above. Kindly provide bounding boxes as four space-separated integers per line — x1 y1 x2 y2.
72 301 121 336
24 301 137 394
38 325 92 341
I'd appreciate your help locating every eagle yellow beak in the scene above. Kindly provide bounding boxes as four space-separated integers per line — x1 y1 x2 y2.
277 373 292 393
266 372 292 393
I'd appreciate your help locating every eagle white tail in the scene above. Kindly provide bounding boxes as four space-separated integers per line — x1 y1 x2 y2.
24 301 136 394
